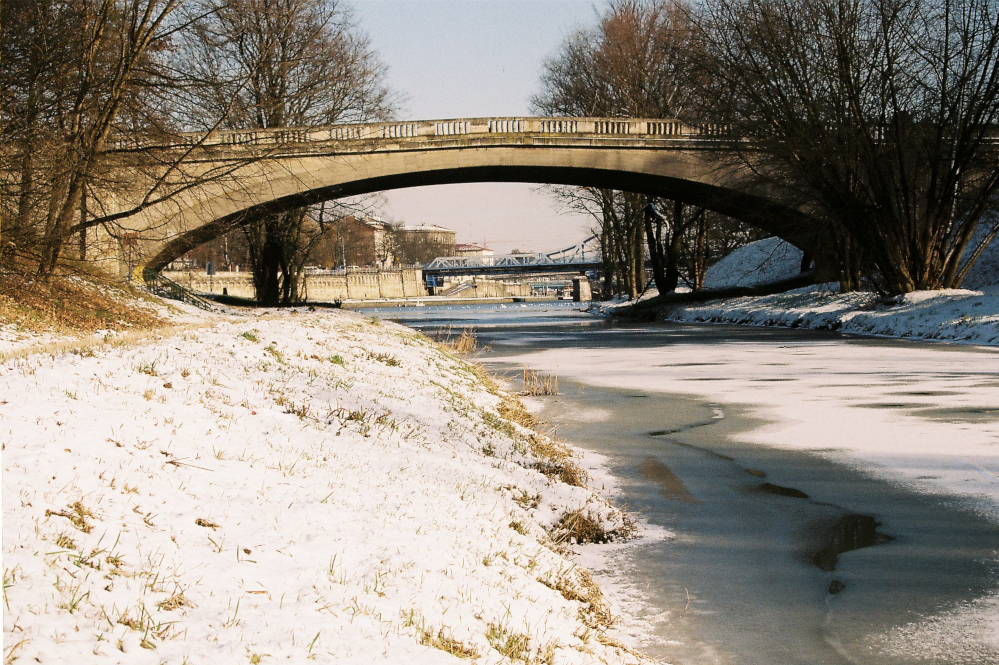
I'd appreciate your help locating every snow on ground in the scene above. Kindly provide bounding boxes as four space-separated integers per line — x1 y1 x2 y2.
665 232 999 345
957 224 999 291
665 233 999 345
658 283 999 345
2 309 646 664
704 230 999 292
702 237 803 289
0 323 60 357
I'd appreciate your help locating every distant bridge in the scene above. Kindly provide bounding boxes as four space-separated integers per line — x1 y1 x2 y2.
84 115 836 276
423 252 601 278
424 234 603 278
544 233 601 263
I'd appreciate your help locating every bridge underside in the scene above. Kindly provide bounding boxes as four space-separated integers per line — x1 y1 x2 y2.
143 162 827 272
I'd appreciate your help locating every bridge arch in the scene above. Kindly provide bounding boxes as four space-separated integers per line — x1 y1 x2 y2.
112 118 827 271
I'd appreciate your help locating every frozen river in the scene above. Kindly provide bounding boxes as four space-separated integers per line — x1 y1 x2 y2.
367 301 999 664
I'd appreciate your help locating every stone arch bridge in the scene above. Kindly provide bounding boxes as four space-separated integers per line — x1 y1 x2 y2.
98 116 829 275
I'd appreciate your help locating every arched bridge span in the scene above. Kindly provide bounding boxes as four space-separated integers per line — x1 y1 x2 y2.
106 117 828 271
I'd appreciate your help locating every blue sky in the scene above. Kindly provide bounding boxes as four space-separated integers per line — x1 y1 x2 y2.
352 0 600 253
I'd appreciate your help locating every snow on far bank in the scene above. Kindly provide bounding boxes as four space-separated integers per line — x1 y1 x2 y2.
684 232 999 345
702 237 803 289
961 225 999 291
2 309 647 664
658 283 999 346
704 230 999 292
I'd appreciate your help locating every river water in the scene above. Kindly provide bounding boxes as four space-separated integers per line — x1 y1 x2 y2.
365 301 999 664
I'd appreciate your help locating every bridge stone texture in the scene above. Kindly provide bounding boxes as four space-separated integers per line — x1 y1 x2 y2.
98 116 830 274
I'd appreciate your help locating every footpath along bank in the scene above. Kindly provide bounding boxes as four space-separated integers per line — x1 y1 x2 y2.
2 306 644 664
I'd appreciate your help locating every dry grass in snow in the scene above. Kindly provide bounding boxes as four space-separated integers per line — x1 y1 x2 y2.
0 267 205 360
2 308 645 664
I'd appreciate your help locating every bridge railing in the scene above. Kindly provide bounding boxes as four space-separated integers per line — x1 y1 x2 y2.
112 116 736 150
142 269 214 310
424 252 600 271
109 118 999 152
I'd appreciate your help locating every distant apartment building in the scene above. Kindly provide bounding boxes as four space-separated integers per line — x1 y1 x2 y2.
397 224 456 247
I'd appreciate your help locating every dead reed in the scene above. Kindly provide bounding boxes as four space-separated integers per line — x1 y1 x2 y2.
437 326 480 354
521 368 559 396
551 509 635 546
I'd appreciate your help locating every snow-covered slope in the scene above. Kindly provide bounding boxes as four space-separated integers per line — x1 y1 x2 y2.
703 229 999 292
960 227 999 291
682 231 999 345
658 284 999 345
702 237 804 289
2 310 644 664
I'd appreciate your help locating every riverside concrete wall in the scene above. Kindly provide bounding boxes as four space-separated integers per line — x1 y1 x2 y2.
438 278 532 298
165 269 423 301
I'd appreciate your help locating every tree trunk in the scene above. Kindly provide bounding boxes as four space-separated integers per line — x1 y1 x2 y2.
631 207 644 299
601 225 614 299
246 216 284 307
257 232 283 306
692 210 709 289
38 171 85 277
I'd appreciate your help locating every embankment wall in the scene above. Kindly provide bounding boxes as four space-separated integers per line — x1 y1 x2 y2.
164 270 423 301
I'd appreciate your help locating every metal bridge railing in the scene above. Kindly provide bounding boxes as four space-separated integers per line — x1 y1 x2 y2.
142 270 215 311
423 252 601 272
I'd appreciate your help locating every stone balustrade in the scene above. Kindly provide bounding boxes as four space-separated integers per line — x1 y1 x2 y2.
107 116 999 152
111 116 734 151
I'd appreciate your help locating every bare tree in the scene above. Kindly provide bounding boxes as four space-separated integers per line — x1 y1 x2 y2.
539 187 639 296
534 0 716 297
0 0 290 288
181 0 395 305
389 225 456 266
0 0 184 277
534 0 699 119
182 229 251 271
697 0 999 293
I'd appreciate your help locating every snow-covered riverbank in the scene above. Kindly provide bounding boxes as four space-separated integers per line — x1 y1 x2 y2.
2 307 645 664
651 284 999 346
620 235 999 346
